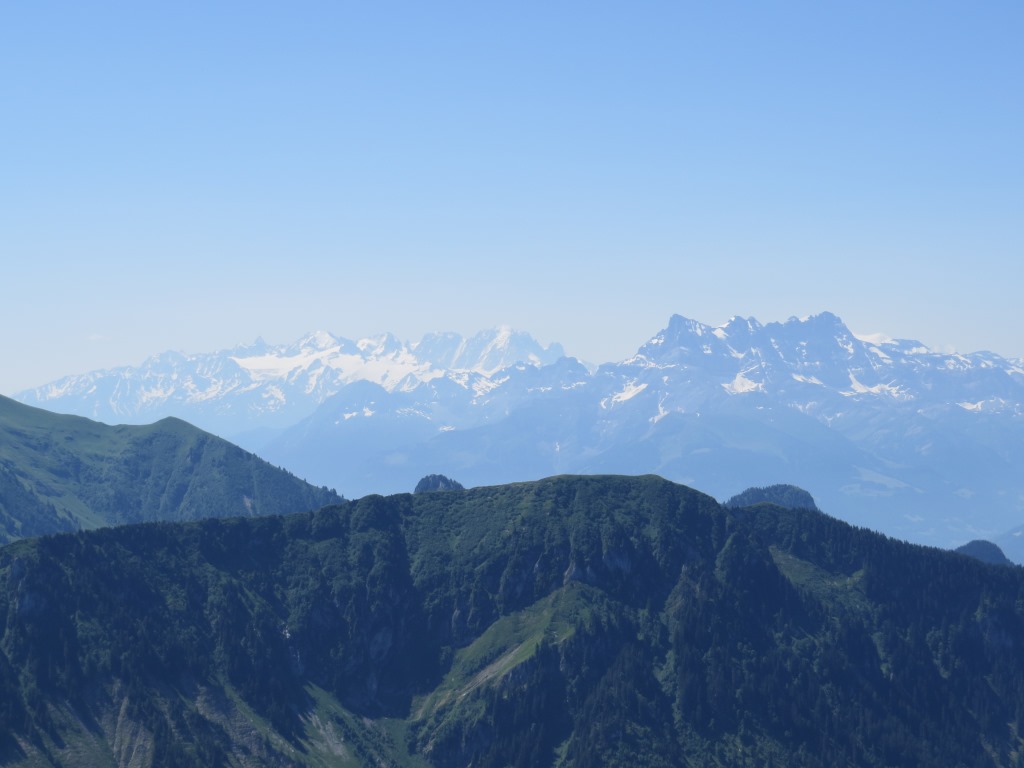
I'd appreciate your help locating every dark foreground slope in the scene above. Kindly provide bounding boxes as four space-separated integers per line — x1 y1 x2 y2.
0 396 339 543
2 475 1023 767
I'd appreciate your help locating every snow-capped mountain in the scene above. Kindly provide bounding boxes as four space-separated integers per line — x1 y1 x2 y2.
254 312 1024 548
17 327 566 437
17 313 1024 551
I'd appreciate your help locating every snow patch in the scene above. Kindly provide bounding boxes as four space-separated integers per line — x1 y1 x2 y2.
791 374 824 386
854 332 894 345
472 376 504 397
722 370 763 394
140 385 176 403
601 381 649 408
339 406 375 421
650 395 672 423
598 380 647 409
259 384 284 402
621 354 661 368
612 381 647 403
842 373 906 399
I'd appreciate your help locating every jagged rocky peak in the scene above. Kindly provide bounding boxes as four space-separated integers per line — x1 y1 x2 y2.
150 349 191 366
715 315 764 344
413 327 565 373
412 331 466 368
278 330 348 357
752 312 869 367
356 332 406 357
297 330 340 351
468 326 566 372
664 313 715 338
234 336 271 355
647 311 856 354
545 354 591 377
637 314 712 355
760 312 848 339
814 313 860 348
722 315 764 332
634 314 757 367
801 310 845 327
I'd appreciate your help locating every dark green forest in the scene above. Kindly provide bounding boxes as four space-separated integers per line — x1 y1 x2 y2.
1 475 1023 766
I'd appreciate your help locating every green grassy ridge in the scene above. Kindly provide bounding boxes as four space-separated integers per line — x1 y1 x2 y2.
0 396 340 543
1 474 1024 766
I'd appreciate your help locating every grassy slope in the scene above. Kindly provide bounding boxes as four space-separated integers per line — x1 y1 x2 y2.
0 396 339 543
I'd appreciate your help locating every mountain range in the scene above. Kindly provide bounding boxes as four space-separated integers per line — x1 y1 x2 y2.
16 313 1024 554
2 474 1023 767
16 328 566 438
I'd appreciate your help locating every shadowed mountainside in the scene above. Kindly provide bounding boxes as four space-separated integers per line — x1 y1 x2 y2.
1 474 1023 766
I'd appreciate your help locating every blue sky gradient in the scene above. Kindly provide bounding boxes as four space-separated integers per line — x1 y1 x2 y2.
2 2 1022 393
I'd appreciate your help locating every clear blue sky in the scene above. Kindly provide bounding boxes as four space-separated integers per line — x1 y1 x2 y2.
2 2 1022 394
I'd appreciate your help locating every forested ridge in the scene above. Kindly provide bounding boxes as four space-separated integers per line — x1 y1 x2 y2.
0 395 340 543
1 474 1023 766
